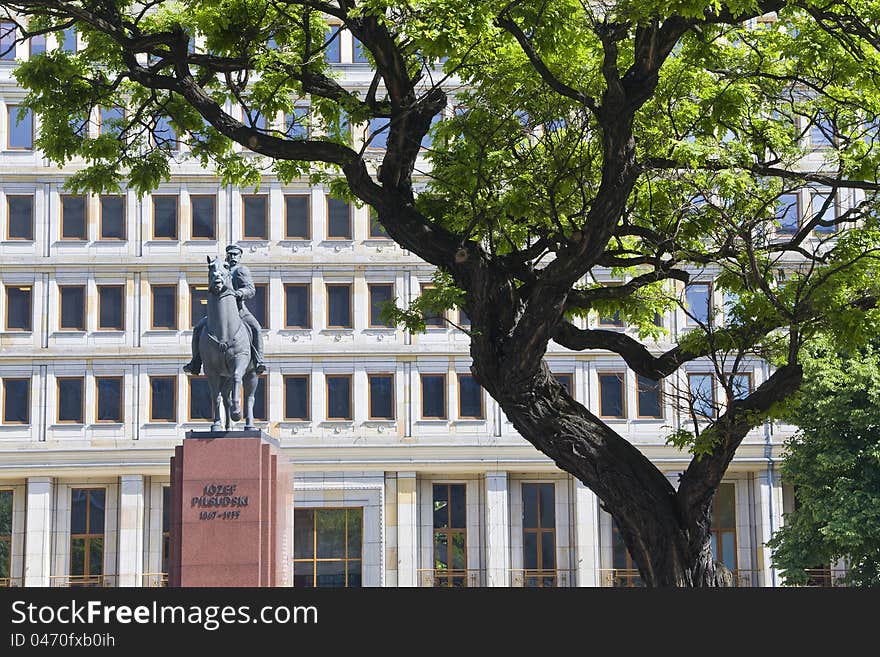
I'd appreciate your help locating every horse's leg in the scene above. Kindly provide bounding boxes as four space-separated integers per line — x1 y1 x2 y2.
229 355 247 422
207 374 222 432
221 377 233 431
242 368 258 430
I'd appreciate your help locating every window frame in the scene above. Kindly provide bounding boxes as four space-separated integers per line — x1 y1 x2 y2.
241 194 269 241
521 482 557 587
149 375 178 423
69 487 106 586
325 283 353 329
60 195 88 241
553 373 573 396
1 377 30 425
457 373 485 419
151 195 180 241
56 376 85 424
6 194 34 241
419 283 445 328
367 283 394 328
189 194 217 241
189 284 209 328
420 373 447 419
292 507 363 588
283 374 310 421
98 195 126 241
687 372 717 419
367 373 395 420
325 374 353 421
597 371 627 419
94 376 124 424
6 105 33 151
283 193 311 240
635 374 663 419
187 376 214 422
150 284 179 331
58 284 86 331
325 195 352 240
283 283 311 329
684 282 713 327
5 284 33 332
724 371 753 402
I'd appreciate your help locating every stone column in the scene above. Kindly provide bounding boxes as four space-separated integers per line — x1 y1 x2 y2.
484 472 510 587
755 468 784 587
24 477 53 587
396 472 418 587
574 480 601 587
117 475 146 587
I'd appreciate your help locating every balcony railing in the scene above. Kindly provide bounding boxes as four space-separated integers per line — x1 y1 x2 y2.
0 577 23 587
800 569 848 587
49 574 117 588
418 569 482 587
600 569 758 587
510 569 576 588
142 572 168 587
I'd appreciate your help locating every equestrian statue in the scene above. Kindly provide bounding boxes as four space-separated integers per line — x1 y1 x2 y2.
184 245 266 430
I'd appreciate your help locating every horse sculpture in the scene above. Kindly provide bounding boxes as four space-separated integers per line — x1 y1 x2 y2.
199 256 259 431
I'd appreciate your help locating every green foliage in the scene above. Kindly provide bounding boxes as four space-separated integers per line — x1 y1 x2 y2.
768 337 880 586
382 270 468 334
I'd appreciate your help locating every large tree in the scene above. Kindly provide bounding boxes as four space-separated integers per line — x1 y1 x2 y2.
4 0 880 586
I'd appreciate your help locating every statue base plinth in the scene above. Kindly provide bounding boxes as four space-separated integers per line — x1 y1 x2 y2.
168 430 291 587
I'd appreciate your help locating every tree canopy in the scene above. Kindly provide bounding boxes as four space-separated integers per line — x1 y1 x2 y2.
3 0 880 585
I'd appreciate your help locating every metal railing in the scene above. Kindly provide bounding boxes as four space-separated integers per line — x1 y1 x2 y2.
142 572 168 587
418 569 482 587
800 569 848 587
510 569 576 588
49 574 117 588
599 568 759 587
0 577 23 587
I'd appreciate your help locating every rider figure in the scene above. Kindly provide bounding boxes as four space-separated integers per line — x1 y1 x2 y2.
184 244 267 376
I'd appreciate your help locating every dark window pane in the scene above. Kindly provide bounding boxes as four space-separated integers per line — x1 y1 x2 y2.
316 509 345 558
284 377 308 419
150 377 176 421
347 509 362 555
541 532 556 569
637 375 662 418
421 375 445 418
243 196 267 239
686 284 711 325
152 197 178 239
190 286 208 326
7 196 34 240
100 106 124 137
8 107 33 149
315 560 345 587
368 207 389 239
61 196 86 240
70 537 85 576
450 484 466 528
420 286 444 327
96 378 122 422
369 375 393 419
599 373 624 417
252 377 266 420
59 287 84 330
0 22 16 60
244 285 266 327
71 490 88 534
434 532 448 568
98 286 124 330
714 483 736 528
3 379 29 423
189 378 213 420
293 509 314 559
99 196 125 239
284 285 309 327
6 287 32 331
347 559 362 588
88 490 105 534
191 196 216 239
522 484 538 529
327 285 351 327
57 378 83 423
451 532 466 569
433 485 449 529
0 490 12 535
369 284 393 327
293 561 314 587
326 376 351 419
367 118 389 149
458 375 482 418
327 198 350 239
89 537 104 576
285 195 309 238
553 374 572 395
524 533 538 569
539 483 555 528
152 286 177 329
162 487 170 534
323 26 341 63
30 34 46 56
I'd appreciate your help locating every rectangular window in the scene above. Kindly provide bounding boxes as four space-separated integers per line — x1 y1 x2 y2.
59 27 76 52
285 107 309 139
326 375 352 420
58 285 85 331
1 21 16 60
685 283 712 326
7 106 33 150
5 285 32 331
244 283 267 328
326 284 352 328
810 116 833 148
252 376 267 421
152 116 177 151
553 373 573 395
242 195 268 240
420 283 444 328
368 283 393 328
283 375 309 420
99 106 124 137
97 285 124 331
688 373 716 418
70 488 105 586
811 190 837 234
352 36 369 64
728 372 752 401
152 196 178 240
0 489 11 583
151 285 177 330
2 378 29 424
458 308 470 328
6 195 34 240
522 482 556 587
433 484 467 587
323 25 342 63
29 34 46 57
421 374 446 419
710 483 737 573
776 193 800 234
61 195 87 240
190 195 216 240
57 377 84 423
611 520 643 587
284 284 310 328
99 196 125 240
284 195 310 239
598 310 624 327
598 373 625 418
293 508 362 587
95 377 123 423
149 376 177 422
326 197 351 239
458 374 484 419
636 375 663 418
367 118 389 150
189 285 208 327
368 374 394 420
188 377 213 421
368 207 389 239
162 487 170 576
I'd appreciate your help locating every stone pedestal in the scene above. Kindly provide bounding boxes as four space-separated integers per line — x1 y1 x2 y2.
168 430 292 587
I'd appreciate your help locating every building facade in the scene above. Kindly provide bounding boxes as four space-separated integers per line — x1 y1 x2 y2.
0 21 814 588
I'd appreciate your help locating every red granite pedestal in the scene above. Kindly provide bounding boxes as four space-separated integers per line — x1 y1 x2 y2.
168 430 292 587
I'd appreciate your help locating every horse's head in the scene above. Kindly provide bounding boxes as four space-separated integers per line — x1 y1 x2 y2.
207 256 231 296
